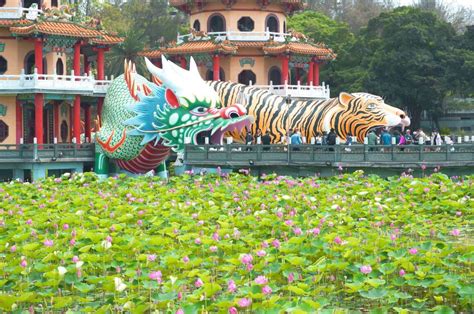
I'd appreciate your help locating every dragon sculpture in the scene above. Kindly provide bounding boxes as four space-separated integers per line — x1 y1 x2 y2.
94 57 253 176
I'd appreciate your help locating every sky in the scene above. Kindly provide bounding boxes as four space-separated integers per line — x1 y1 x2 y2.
396 0 474 10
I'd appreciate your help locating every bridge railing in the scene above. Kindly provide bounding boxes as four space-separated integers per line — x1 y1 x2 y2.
184 143 474 165
0 143 95 162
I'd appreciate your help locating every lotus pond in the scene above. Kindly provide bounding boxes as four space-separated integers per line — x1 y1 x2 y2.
0 171 472 313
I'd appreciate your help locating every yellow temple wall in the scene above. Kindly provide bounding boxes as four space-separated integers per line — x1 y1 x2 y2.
190 1 286 33
0 96 17 145
1 0 62 8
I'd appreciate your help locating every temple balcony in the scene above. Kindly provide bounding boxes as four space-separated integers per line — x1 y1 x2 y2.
178 30 291 43
0 7 42 20
0 69 111 97
254 81 330 99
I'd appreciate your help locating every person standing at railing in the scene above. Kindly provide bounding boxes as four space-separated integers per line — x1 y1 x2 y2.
327 128 337 151
255 128 262 145
381 128 392 152
315 132 323 145
290 130 303 151
245 129 253 151
368 129 378 151
262 130 271 151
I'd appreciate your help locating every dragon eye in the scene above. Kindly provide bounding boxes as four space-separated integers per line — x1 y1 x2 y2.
190 107 209 116
367 103 377 110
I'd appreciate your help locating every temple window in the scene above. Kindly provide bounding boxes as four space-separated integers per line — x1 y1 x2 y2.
56 59 64 75
238 17 254 32
24 52 35 74
206 68 225 81
266 15 279 32
0 120 8 143
0 56 7 75
51 0 58 7
193 19 201 31
23 0 42 9
0 0 6 7
208 14 226 33
268 66 281 85
238 70 256 85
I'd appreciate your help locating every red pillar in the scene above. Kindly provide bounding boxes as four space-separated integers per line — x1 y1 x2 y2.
97 48 105 80
281 55 289 84
308 61 314 86
34 38 43 74
180 57 187 69
213 54 220 81
313 62 320 86
84 105 91 142
97 47 105 119
16 100 23 145
34 94 44 145
73 42 81 143
69 105 73 142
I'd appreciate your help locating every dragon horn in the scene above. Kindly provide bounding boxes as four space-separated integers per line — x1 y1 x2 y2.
188 57 201 79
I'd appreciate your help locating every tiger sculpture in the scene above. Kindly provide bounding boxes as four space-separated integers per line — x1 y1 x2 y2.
207 81 411 143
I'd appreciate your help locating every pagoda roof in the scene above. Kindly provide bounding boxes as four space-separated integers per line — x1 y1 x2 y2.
141 39 336 61
7 20 122 45
0 19 30 27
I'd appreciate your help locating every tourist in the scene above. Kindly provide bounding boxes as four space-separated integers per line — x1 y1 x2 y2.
381 128 392 146
245 129 253 151
432 130 442 146
368 129 378 151
404 129 413 145
255 128 262 144
262 130 271 151
290 129 303 151
393 130 401 144
322 131 328 145
327 128 337 151
345 132 353 145
314 132 322 145
417 128 430 145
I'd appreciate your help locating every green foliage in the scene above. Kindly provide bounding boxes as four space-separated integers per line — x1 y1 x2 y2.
0 171 472 312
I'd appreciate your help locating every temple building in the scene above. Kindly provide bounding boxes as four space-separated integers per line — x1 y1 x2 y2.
0 0 122 146
142 0 336 99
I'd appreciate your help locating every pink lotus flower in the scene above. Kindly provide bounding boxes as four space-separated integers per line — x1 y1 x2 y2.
409 248 418 255
284 220 294 226
194 278 203 288
256 250 266 257
334 236 342 245
262 285 272 295
456 211 462 216
246 263 254 271
149 271 162 283
390 234 397 241
69 239 76 246
20 258 27 268
360 265 372 274
43 239 53 247
254 275 268 285
137 220 143 226
450 229 461 236
106 236 112 243
399 269 406 276
312 228 320 235
72 256 80 263
63 224 69 230
26 219 32 225
176 309 184 314
228 307 238 314
276 211 283 218
212 232 220 241
147 254 157 262
293 227 302 236
76 268 82 278
227 279 237 293
210 245 218 252
241 254 253 265
195 238 201 245
237 298 251 308
272 239 280 248
10 245 16 252
182 256 189 263
287 272 295 283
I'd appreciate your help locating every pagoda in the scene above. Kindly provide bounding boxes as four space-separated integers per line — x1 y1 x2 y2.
0 0 122 146
142 0 335 99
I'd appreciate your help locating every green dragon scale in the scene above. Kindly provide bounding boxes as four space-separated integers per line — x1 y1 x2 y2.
94 57 253 175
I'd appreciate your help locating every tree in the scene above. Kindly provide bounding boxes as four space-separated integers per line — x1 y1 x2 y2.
360 6 457 128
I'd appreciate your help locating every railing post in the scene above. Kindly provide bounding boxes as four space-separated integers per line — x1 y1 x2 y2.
257 143 262 162
33 137 38 161
54 137 58 158
419 143 424 161
72 137 77 156
446 143 450 161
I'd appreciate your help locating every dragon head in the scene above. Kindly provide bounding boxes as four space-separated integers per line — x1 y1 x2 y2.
124 56 253 152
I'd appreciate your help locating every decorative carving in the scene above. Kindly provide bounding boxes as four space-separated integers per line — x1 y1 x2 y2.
189 27 208 40
239 58 255 67
288 29 308 41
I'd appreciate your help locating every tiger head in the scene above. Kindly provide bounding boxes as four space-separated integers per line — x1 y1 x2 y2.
335 92 410 142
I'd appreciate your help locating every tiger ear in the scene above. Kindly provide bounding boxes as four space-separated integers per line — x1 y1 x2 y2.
338 92 354 107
